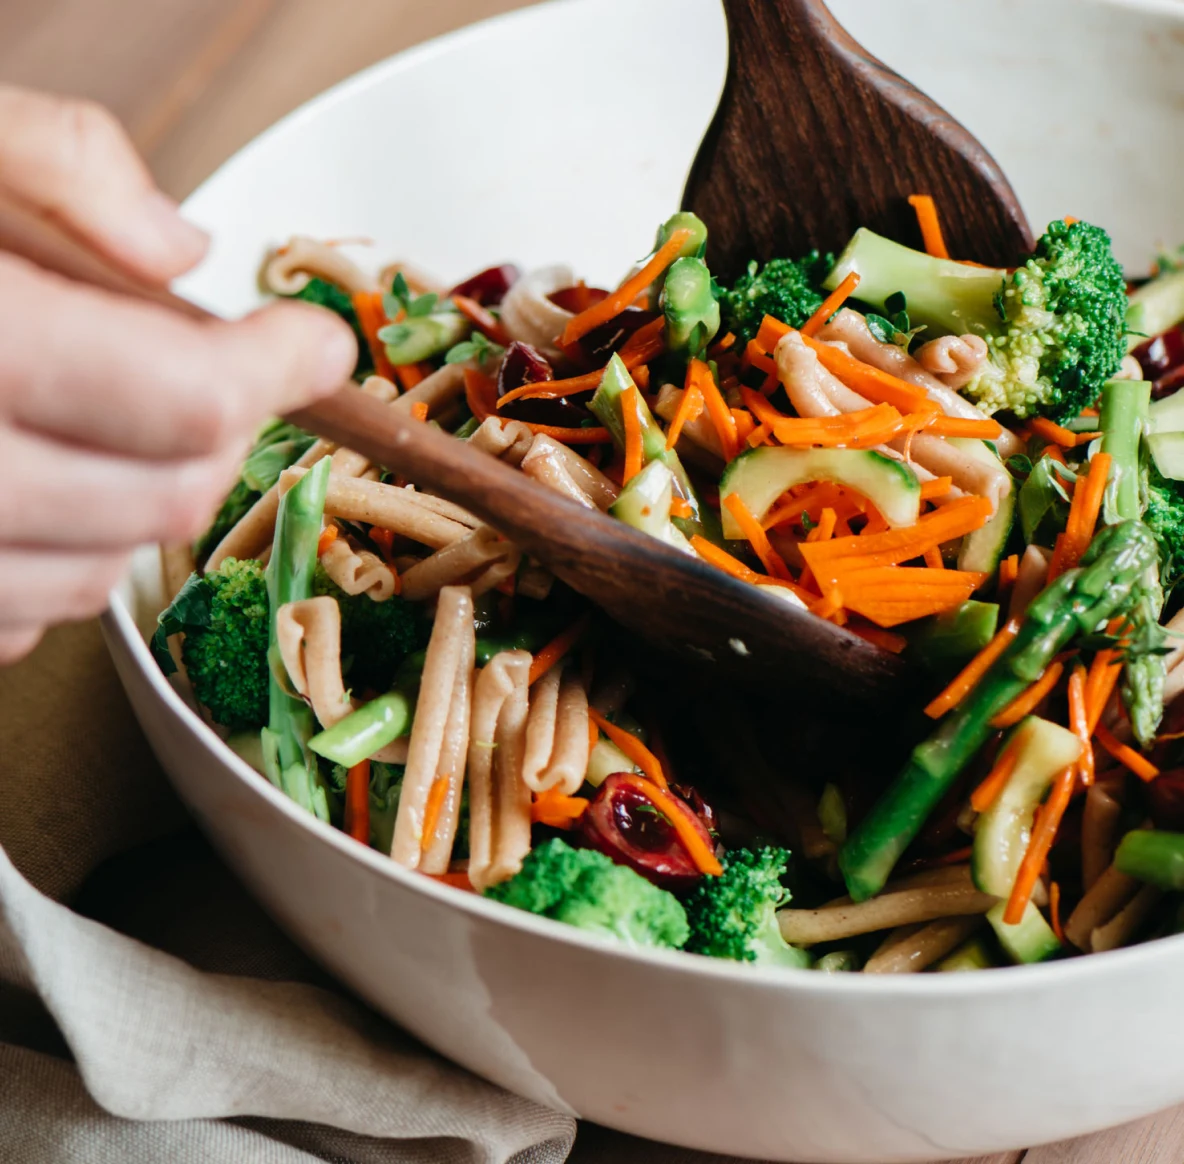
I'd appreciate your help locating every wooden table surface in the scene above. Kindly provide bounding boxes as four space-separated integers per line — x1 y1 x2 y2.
0 1 1177 1160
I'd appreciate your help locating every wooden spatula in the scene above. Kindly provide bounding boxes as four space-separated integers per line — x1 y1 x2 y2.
683 0 1034 279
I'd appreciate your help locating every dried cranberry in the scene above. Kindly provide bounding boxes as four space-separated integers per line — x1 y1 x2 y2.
548 284 609 314
1133 328 1184 399
448 264 520 306
579 773 715 889
578 307 661 366
1148 770 1184 831
497 340 591 426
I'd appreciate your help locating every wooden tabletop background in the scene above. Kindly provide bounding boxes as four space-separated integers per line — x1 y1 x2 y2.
0 0 1179 1160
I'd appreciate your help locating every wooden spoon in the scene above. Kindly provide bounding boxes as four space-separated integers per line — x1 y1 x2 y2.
0 190 903 703
684 0 1034 279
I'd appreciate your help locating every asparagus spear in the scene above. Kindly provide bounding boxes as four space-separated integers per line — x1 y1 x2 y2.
261 454 333 819
839 520 1159 901
1115 830 1184 891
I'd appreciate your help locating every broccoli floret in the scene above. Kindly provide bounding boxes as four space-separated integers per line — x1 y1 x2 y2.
718 253 832 344
683 846 811 968
151 558 270 730
1145 463 1184 598
313 568 424 693
484 838 689 949
825 220 1128 421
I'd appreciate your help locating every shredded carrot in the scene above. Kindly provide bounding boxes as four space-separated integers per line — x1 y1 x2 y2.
925 619 1021 719
393 362 430 391
990 661 1065 728
798 333 932 413
452 293 511 346
847 622 908 653
423 870 475 891
421 774 449 850
343 759 370 844
1085 649 1123 733
669 496 692 519
1004 763 1075 924
370 527 395 560
731 408 756 447
1063 216 1079 226
633 363 651 392
807 507 838 543
616 315 668 367
1043 444 1067 465
350 290 399 382
462 367 499 421
1028 416 1086 448
811 590 845 622
615 772 722 876
908 194 950 259
970 741 1020 813
709 331 736 356
690 535 814 602
561 229 692 345
724 493 793 579
861 508 890 536
498 368 603 405
741 339 777 376
997 553 1019 596
665 376 705 450
923 547 945 570
920 476 954 500
588 716 600 753
771 402 906 449
317 524 339 557
761 481 856 530
1050 881 1065 942
827 566 986 626
692 359 738 460
411 401 429 423
923 416 1005 440
1094 723 1160 782
531 788 590 829
529 613 591 686
1068 664 1094 787
588 708 668 789
519 422 612 444
1061 452 1111 570
801 270 861 337
621 384 644 483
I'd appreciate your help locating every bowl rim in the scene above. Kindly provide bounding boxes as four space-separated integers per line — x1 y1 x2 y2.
131 0 1184 999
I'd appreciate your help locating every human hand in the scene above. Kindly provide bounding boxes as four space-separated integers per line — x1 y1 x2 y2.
0 87 357 662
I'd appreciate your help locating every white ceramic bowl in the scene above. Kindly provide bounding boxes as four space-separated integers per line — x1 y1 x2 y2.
103 1 1184 1160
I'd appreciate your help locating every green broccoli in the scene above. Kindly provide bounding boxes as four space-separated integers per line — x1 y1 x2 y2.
314 568 425 693
1145 463 1184 597
152 558 270 731
718 253 833 344
484 838 689 949
682 846 811 967
289 277 373 377
824 219 1128 421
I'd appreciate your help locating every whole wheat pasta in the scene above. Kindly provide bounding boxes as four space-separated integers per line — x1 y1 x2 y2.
370 737 409 765
1008 544 1054 621
517 560 554 600
469 416 537 465
914 334 990 390
262 236 377 297
281 468 471 548
521 441 597 508
377 261 443 296
399 526 521 602
419 629 476 875
467 649 533 890
863 916 983 974
1064 862 1141 950
319 537 397 600
275 597 353 729
1090 883 1163 952
777 868 996 946
654 385 727 460
522 666 592 796
399 488 481 529
890 432 1012 516
390 586 474 868
775 330 870 417
1082 784 1124 891
391 363 467 417
528 436 619 510
499 265 575 361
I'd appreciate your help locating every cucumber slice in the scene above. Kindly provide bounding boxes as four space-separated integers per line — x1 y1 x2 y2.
972 715 1082 898
906 601 999 672
719 447 920 538
1146 386 1184 436
608 460 694 553
1126 269 1184 352
987 901 1062 964
946 438 1016 576
1147 431 1184 481
935 935 995 972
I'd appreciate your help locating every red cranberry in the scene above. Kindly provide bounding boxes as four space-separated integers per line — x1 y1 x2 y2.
448 264 520 306
1132 328 1184 399
578 307 661 366
548 284 609 314
497 341 591 426
579 773 715 889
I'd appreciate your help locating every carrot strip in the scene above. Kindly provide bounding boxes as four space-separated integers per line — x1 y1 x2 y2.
317 524 339 557
531 788 590 829
421 774 449 850
561 230 692 345
621 384 644 483
1068 664 1094 787
990 661 1065 728
692 359 738 460
665 376 705 450
498 369 603 405
690 535 814 602
807 507 838 543
519 422 612 444
370 527 395 560
923 416 1005 440
615 773 722 876
588 717 600 754
463 367 499 421
1094 723 1160 782
908 194 950 259
771 403 906 449
1003 763 1075 924
529 613 591 686
423 871 475 891
724 494 793 579
997 553 1019 595
1050 881 1065 943
452 293 511 346
708 331 736 356
1085 647 1123 734
827 566 986 626
1062 452 1111 570
801 270 861 337
669 496 692 519
742 339 777 376
343 759 370 844
1028 417 1081 448
731 408 756 447
351 291 399 382
920 476 954 500
923 547 945 570
1042 445 1067 465
411 401 429 423
970 741 1020 813
615 315 668 367
847 623 908 653
925 619 1020 719
588 708 668 790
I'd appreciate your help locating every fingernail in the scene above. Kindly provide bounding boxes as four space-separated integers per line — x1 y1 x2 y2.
314 318 359 396
134 190 210 266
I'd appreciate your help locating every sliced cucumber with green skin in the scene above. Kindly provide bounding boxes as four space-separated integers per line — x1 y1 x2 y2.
380 311 470 365
1147 386 1184 436
946 438 1017 576
718 447 920 538
906 601 999 672
987 901 1062 964
1147 431 1184 482
608 460 694 553
935 935 995 971
1126 268 1184 352
972 715 1082 899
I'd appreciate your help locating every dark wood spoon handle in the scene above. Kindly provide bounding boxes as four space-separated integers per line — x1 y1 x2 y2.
684 0 1033 280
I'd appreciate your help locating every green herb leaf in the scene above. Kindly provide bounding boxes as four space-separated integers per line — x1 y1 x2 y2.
1006 454 1033 476
377 323 412 346
865 314 897 344
406 292 439 318
151 572 212 674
